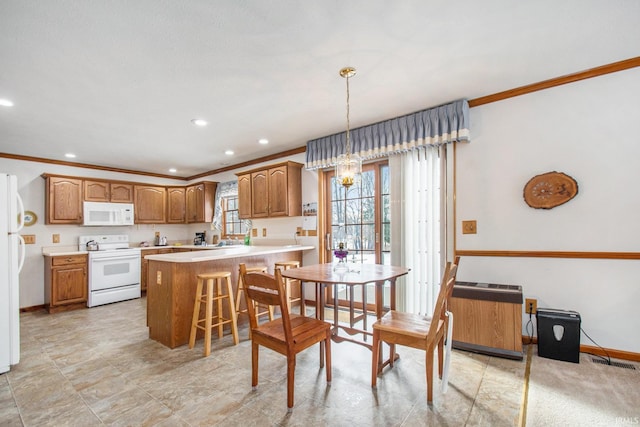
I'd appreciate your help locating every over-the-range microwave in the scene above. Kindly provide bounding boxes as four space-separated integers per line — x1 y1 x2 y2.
83 202 134 226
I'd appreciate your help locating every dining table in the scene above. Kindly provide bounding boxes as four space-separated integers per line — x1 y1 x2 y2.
280 262 410 372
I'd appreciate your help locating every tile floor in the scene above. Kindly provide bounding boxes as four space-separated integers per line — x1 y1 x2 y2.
1 297 527 426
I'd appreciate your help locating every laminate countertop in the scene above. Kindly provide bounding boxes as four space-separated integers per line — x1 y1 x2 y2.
143 245 314 263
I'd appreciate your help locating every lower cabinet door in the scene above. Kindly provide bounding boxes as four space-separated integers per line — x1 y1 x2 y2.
52 265 88 305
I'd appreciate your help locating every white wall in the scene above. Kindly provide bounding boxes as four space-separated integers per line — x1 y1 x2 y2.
455 67 640 353
1 152 319 308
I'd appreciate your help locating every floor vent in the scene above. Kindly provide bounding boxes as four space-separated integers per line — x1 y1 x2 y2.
591 357 637 370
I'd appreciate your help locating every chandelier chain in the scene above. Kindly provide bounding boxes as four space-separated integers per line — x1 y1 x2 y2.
336 66 360 189
345 72 351 158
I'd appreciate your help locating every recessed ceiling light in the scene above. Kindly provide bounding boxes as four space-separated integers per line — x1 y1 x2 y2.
225 150 234 156
169 168 177 173
258 138 269 145
64 153 76 158
0 99 14 107
191 119 207 126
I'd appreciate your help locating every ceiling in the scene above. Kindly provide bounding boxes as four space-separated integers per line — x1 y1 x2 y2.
1 1 639 179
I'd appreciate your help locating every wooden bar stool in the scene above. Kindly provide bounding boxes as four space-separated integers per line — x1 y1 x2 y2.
236 266 274 331
274 261 304 315
189 271 239 356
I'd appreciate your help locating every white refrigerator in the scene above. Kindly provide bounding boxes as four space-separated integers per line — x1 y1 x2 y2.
0 174 25 374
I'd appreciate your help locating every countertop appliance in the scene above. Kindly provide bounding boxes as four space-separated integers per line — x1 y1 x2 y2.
83 202 134 226
194 232 206 246
78 234 141 307
1 174 26 374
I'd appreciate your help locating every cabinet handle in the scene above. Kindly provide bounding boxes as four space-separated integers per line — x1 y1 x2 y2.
66 258 73 262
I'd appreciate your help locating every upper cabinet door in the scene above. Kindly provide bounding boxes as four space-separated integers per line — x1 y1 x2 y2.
237 174 252 219
110 183 134 203
84 181 110 202
186 184 204 223
84 180 133 203
46 176 84 224
167 187 186 223
134 185 166 223
267 166 288 217
185 182 216 223
251 171 269 218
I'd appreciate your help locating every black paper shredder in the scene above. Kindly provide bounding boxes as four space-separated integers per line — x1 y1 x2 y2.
536 308 581 363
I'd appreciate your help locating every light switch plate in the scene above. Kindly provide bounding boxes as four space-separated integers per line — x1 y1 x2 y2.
462 220 477 234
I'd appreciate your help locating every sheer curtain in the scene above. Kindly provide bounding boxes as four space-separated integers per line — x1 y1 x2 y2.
390 145 446 315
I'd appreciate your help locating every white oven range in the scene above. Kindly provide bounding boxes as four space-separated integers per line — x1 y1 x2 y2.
78 235 141 307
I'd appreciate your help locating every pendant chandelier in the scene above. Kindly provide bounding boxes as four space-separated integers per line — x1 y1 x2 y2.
335 67 362 188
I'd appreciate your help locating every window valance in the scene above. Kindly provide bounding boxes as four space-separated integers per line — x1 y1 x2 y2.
305 99 469 170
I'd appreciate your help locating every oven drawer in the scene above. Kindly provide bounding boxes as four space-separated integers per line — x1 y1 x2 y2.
52 255 87 266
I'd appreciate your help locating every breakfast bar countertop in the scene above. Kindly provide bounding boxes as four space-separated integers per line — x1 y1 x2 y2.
144 245 314 263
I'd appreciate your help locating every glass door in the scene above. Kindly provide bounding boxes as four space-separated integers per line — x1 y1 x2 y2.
324 160 389 310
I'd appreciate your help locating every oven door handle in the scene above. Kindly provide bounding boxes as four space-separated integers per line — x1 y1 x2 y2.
91 255 140 262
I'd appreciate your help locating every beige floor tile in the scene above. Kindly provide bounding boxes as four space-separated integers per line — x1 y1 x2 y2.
6 297 638 426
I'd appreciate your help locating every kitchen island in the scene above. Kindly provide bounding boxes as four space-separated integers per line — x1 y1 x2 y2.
145 245 314 348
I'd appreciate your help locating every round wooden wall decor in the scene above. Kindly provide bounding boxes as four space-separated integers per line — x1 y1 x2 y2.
523 171 578 209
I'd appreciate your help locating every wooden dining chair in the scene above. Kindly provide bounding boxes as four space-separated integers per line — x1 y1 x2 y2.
371 257 460 403
239 263 332 412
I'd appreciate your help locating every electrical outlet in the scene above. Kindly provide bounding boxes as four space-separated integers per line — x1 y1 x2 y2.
462 220 477 234
52 234 60 243
525 298 537 314
156 271 162 285
22 234 36 244
262 228 267 237
252 228 257 237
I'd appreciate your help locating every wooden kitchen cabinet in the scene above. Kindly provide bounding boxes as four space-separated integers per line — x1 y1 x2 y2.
267 164 300 216
134 185 166 223
166 187 186 223
251 170 269 218
141 248 173 291
186 181 217 223
43 175 84 224
44 254 88 313
237 173 252 219
43 174 218 225
236 161 302 219
84 180 134 203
